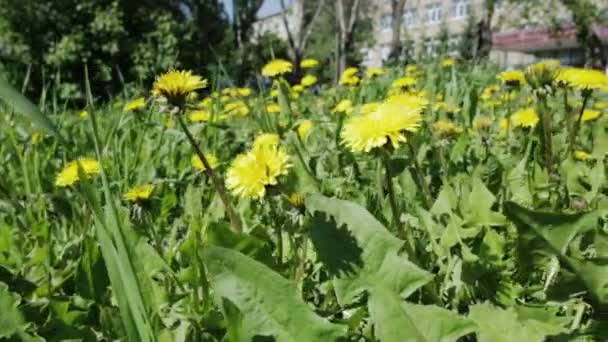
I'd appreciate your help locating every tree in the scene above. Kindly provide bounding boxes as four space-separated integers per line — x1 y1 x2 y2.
559 0 606 67
233 0 265 49
476 0 497 59
387 0 408 61
335 0 362 77
458 8 478 60
437 21 450 56
0 0 230 101
279 0 327 80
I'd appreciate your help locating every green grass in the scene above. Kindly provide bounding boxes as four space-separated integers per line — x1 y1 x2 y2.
0 60 607 341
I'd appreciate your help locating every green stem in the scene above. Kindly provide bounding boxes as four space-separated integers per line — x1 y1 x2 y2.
177 115 242 233
276 225 283 266
381 152 419 266
538 95 554 174
407 141 432 209
568 93 590 155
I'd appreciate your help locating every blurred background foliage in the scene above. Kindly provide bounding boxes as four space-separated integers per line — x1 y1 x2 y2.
0 0 290 104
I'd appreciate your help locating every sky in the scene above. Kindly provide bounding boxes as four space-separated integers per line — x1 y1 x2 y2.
221 0 290 20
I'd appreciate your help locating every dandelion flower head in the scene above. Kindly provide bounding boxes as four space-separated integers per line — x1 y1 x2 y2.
262 59 293 77
153 70 207 105
226 146 291 199
511 107 539 128
124 184 155 202
55 158 101 187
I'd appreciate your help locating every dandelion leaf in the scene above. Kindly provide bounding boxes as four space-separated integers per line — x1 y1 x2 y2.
504 202 608 305
307 195 474 341
202 246 346 342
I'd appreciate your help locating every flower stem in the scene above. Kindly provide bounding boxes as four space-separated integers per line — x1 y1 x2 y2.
567 93 590 155
177 115 242 233
381 152 418 264
407 141 432 209
537 95 554 174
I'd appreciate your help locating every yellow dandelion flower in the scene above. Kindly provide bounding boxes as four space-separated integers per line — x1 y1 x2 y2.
391 76 417 90
385 93 429 110
225 101 249 116
189 110 211 122
292 84 304 93
153 70 207 105
525 59 560 88
31 131 43 145
79 110 89 119
226 146 291 199
266 103 281 113
123 97 146 112
297 120 313 139
498 70 526 87
341 95 425 152
473 116 493 130
55 158 101 187
340 67 360 86
511 107 539 128
557 68 608 91
270 89 280 98
262 59 293 77
433 119 463 137
574 150 590 161
405 65 419 74
198 97 213 108
192 154 219 171
287 193 305 207
442 58 455 67
581 109 600 122
499 118 510 130
365 67 385 78
333 99 354 114
253 133 280 150
480 84 500 101
300 58 319 69
238 87 252 97
123 184 154 202
301 75 318 87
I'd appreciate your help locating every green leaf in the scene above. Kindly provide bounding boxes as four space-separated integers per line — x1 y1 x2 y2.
0 78 62 139
306 195 476 341
202 245 346 341
506 153 532 206
306 194 433 305
461 177 506 226
504 202 608 305
469 302 566 342
0 282 24 338
369 288 476 342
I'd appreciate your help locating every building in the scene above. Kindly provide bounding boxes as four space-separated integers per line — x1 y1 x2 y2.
365 0 608 67
252 0 608 68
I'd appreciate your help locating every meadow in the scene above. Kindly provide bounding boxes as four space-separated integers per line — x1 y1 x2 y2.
0 58 607 341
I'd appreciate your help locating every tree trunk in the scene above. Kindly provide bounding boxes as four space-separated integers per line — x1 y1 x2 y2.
280 0 326 82
335 0 361 77
388 0 408 61
476 0 495 59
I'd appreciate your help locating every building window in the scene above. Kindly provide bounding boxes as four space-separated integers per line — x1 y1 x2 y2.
380 14 392 32
426 3 442 24
403 9 417 28
453 0 470 19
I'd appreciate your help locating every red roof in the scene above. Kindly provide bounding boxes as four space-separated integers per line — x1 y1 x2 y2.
493 24 608 52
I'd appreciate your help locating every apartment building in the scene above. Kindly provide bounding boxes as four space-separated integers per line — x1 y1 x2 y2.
252 0 608 68
365 0 608 67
